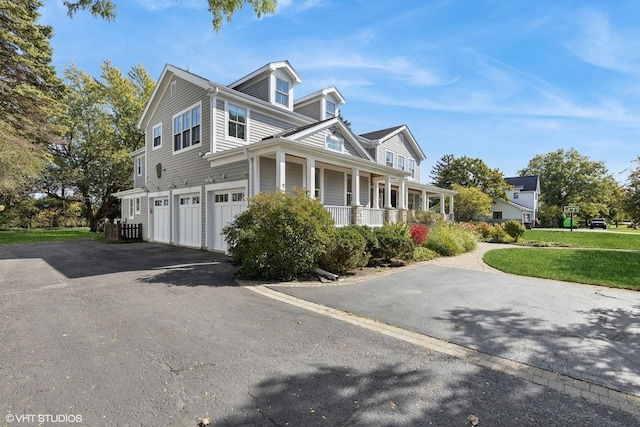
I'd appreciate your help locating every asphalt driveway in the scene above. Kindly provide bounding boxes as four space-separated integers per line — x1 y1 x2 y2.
1 240 638 426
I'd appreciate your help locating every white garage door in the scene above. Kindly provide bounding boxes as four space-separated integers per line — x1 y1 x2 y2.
212 189 247 252
152 197 169 243
177 194 201 248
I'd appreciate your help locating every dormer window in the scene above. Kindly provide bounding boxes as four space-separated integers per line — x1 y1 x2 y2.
326 101 336 118
275 78 289 107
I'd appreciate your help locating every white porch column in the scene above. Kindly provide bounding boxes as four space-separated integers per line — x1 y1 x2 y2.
307 157 315 199
449 194 454 215
399 179 406 209
276 150 286 192
251 156 260 197
439 194 445 214
373 180 380 209
385 175 392 208
352 167 360 206
421 190 427 211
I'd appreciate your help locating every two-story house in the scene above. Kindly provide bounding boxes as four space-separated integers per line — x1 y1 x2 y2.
490 175 540 227
115 61 456 252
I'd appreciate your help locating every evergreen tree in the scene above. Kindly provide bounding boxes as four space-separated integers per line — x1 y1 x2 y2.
0 0 65 198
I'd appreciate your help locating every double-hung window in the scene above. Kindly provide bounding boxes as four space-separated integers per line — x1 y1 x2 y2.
408 159 415 178
397 155 405 171
326 101 336 118
136 157 143 176
275 78 289 106
135 197 141 214
153 124 162 148
385 151 394 168
326 134 343 152
173 104 201 152
228 104 247 140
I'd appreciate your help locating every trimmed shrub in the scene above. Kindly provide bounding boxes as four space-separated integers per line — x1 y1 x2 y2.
410 223 428 246
223 191 335 281
319 225 369 274
372 223 414 261
350 225 379 260
413 246 438 262
503 219 525 241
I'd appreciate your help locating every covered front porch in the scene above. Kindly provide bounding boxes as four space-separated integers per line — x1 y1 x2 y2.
207 138 455 228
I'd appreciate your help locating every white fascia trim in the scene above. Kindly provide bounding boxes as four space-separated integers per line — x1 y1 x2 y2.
112 188 146 198
205 179 248 192
147 190 171 198
129 147 145 158
229 61 302 89
294 86 346 107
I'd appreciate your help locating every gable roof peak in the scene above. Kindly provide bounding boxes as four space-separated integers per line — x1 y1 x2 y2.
229 60 302 89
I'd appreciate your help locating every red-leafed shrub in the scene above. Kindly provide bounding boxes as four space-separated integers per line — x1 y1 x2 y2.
410 224 429 246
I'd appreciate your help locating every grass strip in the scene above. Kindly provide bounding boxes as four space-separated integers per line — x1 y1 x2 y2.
522 230 640 250
483 248 640 290
0 228 99 245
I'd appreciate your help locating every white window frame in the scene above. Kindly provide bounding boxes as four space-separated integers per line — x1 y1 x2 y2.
275 78 289 107
227 103 248 142
128 198 134 219
326 100 336 119
346 173 353 206
172 102 202 153
385 150 394 168
325 134 343 153
152 123 162 149
408 158 415 178
135 197 141 215
397 155 405 171
136 157 143 177
514 192 519 199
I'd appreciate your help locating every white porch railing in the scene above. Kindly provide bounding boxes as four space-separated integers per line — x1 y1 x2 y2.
325 206 352 227
361 208 385 227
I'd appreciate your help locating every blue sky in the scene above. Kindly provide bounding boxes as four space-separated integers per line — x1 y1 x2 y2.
40 0 640 183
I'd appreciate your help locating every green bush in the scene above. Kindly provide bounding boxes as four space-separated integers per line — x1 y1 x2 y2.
372 223 414 261
413 246 438 262
475 222 493 239
503 220 525 241
318 225 369 274
488 223 508 242
223 191 335 281
425 223 478 256
350 225 379 260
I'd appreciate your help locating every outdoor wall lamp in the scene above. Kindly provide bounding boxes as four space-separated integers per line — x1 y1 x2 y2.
168 175 188 189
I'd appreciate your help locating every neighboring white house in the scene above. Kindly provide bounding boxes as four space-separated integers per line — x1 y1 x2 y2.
489 175 540 226
114 61 456 252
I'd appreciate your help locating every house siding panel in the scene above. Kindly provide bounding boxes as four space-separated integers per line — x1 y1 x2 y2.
239 78 269 102
250 111 294 143
359 175 370 206
260 157 276 193
145 77 212 190
378 134 421 182
324 169 344 205
285 162 303 194
294 100 322 120
134 155 145 188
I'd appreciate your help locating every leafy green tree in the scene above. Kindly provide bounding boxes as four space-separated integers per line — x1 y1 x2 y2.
625 156 640 224
43 62 154 231
518 148 620 223
431 154 511 199
64 0 277 32
0 0 66 199
452 184 493 222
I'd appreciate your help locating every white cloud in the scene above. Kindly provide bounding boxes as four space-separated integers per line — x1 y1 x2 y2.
568 9 640 74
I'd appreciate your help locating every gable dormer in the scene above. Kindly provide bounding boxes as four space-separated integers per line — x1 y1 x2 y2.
294 87 346 121
228 61 301 110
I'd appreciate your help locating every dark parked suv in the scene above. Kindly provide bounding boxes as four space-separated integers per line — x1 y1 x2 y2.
590 218 607 229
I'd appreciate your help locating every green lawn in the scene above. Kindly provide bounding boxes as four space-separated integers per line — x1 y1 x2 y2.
522 229 640 250
0 228 99 245
483 248 639 290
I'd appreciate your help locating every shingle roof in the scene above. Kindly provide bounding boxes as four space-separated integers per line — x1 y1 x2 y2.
359 125 404 141
505 175 539 191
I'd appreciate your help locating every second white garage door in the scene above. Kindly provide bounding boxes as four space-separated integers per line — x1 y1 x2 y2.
176 194 201 248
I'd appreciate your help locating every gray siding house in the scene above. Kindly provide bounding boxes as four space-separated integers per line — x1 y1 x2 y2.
115 61 455 252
